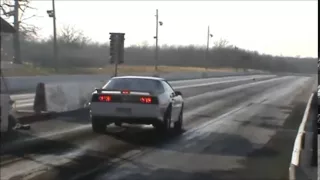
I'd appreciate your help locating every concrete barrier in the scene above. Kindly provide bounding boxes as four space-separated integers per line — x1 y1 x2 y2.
33 82 46 113
5 71 267 93
35 81 105 112
289 92 316 180
7 74 112 94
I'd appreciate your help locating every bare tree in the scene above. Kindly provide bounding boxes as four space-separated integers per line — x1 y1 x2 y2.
58 25 91 47
1 0 39 38
0 0 14 16
1 0 39 63
214 38 229 48
140 41 149 48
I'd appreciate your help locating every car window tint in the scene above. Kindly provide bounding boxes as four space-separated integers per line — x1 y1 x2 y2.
103 78 164 94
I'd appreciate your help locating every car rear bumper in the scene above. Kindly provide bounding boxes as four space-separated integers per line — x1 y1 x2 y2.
90 115 163 125
89 102 166 120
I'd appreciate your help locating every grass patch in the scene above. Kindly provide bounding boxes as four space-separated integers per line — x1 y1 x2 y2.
2 64 237 77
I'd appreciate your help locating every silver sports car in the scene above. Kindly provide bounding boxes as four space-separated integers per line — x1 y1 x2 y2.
89 76 184 134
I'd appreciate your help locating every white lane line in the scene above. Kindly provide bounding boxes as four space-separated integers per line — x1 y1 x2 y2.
14 99 33 104
13 102 34 108
174 75 275 90
184 76 294 103
10 93 35 100
12 99 34 109
169 74 269 84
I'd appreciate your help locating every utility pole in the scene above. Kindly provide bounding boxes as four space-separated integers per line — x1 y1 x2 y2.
13 0 22 64
205 26 213 70
47 0 58 71
154 9 159 73
153 9 163 76
52 0 58 72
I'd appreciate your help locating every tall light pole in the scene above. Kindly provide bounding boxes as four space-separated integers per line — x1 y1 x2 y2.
154 9 163 75
205 25 213 70
47 0 58 72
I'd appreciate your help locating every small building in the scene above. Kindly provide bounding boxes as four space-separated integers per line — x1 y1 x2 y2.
1 17 16 59
0 17 23 69
0 17 16 33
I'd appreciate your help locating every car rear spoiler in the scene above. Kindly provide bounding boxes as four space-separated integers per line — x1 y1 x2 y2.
95 88 109 93
94 88 153 95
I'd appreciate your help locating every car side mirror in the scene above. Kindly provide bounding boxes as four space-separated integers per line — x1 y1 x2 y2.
174 91 182 96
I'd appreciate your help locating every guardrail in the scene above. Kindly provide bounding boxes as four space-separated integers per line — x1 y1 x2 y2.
289 92 316 180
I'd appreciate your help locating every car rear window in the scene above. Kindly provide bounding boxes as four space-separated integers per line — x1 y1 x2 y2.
103 78 164 94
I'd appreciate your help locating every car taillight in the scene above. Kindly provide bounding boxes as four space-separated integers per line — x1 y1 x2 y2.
140 97 152 104
99 95 112 102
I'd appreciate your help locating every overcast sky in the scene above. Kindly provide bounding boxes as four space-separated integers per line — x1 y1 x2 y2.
11 1 319 57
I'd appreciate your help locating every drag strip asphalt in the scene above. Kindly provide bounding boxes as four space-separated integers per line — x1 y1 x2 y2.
76 76 314 180
0 75 315 180
3 75 276 146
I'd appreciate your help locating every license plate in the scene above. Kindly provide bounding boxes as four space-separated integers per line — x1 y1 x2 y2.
116 107 132 114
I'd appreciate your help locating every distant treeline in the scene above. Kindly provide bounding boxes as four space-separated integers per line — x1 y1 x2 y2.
1 28 316 74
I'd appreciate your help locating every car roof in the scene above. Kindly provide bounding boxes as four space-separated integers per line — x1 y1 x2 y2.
110 76 165 81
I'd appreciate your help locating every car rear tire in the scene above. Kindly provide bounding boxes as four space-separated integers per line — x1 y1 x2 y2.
155 106 172 133
174 107 183 132
91 117 106 133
